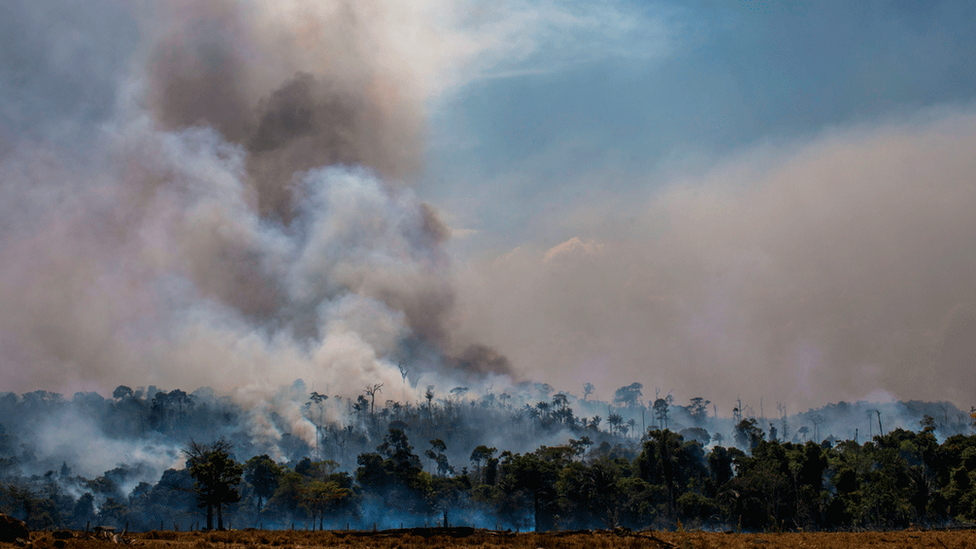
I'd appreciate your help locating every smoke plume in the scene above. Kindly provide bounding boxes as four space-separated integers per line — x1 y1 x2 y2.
0 0 512 433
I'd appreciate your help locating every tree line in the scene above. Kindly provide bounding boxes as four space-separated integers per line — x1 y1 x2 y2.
1 383 975 532
4 422 976 532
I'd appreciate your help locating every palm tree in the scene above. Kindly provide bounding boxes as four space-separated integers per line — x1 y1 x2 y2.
536 401 551 423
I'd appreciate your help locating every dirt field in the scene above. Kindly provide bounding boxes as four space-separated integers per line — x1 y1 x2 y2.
8 528 976 549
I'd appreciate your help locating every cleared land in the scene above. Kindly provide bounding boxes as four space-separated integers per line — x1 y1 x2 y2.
5 528 976 549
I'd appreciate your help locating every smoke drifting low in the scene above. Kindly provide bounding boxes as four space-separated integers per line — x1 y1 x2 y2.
454 111 976 411
0 0 510 420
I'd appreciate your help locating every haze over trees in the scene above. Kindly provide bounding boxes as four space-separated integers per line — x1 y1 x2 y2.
0 383 974 532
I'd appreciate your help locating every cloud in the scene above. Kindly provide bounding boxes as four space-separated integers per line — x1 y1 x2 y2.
544 237 604 263
440 0 673 86
453 108 976 410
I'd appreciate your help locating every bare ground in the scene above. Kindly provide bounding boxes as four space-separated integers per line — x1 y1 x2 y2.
6 527 976 549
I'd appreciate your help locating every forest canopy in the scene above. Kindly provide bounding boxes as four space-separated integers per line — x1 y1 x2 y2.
0 384 974 532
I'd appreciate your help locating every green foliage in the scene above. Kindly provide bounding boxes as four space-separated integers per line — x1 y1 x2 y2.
299 479 352 530
245 454 281 511
184 439 244 530
9 391 976 534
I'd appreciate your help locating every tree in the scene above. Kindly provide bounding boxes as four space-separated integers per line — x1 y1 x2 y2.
398 363 409 400
568 437 593 459
653 398 671 429
689 397 710 425
679 427 711 446
626 418 638 438
734 419 765 451
450 386 469 402
309 392 328 423
301 480 352 531
426 439 453 476
470 445 497 484
72 492 96 528
112 386 133 401
365 384 383 418
184 439 244 530
372 428 423 488
498 448 567 531
309 392 328 459
583 383 595 401
535 383 554 400
536 401 551 423
613 383 643 408
244 454 280 511
637 429 701 522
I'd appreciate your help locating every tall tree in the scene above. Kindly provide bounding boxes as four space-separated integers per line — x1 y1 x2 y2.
244 454 280 511
613 383 644 408
184 439 244 530
689 397 711 425
653 398 671 429
470 445 497 484
364 384 383 418
300 480 352 531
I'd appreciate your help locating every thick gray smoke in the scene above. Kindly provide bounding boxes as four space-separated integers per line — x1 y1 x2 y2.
0 0 514 453
144 1 425 222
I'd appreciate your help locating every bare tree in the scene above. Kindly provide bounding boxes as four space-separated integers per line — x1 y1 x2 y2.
810 415 824 442
398 363 408 401
450 386 469 402
365 384 383 418
777 401 789 441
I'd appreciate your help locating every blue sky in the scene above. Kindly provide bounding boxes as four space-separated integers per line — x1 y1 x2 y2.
422 1 976 408
423 1 976 252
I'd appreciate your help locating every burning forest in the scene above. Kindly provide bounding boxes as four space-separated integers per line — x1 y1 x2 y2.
1 383 976 532
4 0 976 537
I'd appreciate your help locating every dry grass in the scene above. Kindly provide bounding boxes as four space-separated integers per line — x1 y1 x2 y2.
6 528 976 549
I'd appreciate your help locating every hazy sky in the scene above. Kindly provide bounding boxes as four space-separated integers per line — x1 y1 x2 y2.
2 0 976 413
424 1 976 411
